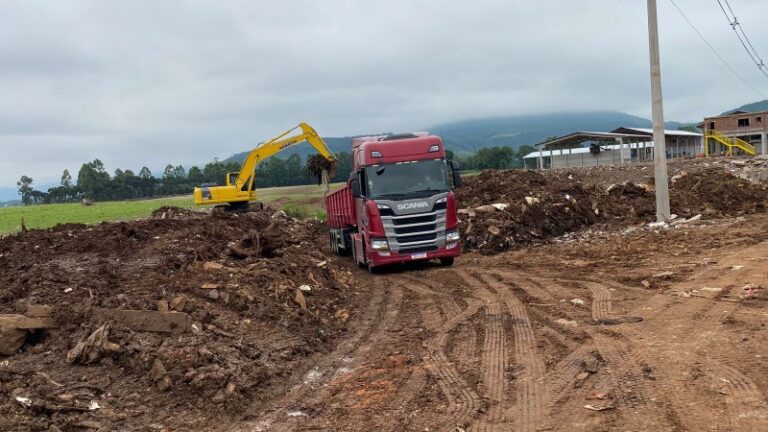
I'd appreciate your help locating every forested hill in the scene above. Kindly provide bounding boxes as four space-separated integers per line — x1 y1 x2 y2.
225 136 358 164
224 111 682 162
723 99 768 114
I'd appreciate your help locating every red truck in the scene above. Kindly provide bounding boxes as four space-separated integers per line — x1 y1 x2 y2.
325 133 462 272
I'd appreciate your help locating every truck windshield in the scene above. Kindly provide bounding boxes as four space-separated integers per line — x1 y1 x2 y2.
365 159 450 199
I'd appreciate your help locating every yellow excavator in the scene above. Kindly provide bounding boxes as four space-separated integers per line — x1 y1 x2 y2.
193 122 337 210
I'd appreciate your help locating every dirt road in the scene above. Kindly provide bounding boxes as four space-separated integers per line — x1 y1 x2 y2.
238 214 768 432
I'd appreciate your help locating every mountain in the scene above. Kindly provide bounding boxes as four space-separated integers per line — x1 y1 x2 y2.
0 187 18 203
224 111 684 161
225 135 362 164
431 111 683 153
0 199 20 207
723 99 768 115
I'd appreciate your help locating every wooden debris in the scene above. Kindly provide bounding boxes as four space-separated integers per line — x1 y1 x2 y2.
202 262 224 271
294 290 307 310
0 315 28 356
25 304 53 318
66 324 120 365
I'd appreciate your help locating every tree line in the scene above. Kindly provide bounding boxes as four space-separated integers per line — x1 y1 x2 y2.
15 145 535 206
16 152 354 206
448 145 535 171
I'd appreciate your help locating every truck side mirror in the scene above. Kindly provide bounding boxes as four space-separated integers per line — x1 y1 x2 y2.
351 178 362 198
450 160 462 188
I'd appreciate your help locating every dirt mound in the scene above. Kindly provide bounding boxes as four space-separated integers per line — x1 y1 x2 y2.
458 164 768 253
0 209 359 431
670 168 768 216
456 170 600 252
602 167 768 220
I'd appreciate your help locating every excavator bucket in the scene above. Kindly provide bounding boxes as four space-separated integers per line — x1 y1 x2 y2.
307 155 337 185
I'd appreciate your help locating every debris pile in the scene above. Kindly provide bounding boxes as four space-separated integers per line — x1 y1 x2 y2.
0 208 357 431
458 162 768 253
602 167 768 220
456 170 600 252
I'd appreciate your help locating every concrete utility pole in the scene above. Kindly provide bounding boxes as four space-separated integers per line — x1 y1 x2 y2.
647 0 671 222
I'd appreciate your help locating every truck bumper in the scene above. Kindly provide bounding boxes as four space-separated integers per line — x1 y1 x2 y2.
368 243 461 268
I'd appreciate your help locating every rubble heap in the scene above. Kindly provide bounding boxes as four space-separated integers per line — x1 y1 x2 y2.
0 208 357 431
457 161 768 253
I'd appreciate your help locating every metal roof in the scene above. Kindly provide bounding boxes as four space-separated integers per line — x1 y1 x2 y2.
523 142 654 159
610 127 702 137
533 131 650 149
534 127 701 150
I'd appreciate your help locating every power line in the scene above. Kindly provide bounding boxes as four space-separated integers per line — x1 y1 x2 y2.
715 0 768 79
668 0 767 99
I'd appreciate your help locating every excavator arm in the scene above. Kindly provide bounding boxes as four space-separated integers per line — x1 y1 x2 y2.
233 122 336 193
193 122 337 207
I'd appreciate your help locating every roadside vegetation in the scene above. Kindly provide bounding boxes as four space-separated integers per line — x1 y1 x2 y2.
14 154 354 206
0 183 337 234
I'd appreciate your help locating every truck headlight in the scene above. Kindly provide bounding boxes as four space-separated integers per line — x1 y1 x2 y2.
446 230 460 242
370 238 389 250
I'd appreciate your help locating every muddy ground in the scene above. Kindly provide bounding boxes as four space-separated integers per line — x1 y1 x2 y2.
2 158 768 431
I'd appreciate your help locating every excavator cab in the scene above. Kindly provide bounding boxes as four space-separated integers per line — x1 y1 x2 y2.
227 172 239 187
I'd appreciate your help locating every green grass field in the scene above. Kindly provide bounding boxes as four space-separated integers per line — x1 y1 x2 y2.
0 183 341 234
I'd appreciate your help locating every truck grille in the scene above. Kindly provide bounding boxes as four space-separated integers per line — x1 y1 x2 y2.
392 214 436 226
397 232 437 244
395 224 437 235
381 206 447 253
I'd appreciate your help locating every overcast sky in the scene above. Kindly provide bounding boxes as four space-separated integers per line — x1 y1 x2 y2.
2 0 767 196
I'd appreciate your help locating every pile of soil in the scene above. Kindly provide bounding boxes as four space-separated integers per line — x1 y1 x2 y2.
600 167 768 220
457 164 768 253
0 208 359 431
456 170 600 252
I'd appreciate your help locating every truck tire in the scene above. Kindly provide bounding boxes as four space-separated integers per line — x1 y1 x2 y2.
439 257 455 267
329 231 340 255
352 241 366 269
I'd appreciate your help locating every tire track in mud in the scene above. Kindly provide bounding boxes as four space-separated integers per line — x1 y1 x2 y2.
578 281 612 322
454 269 509 432
489 271 596 424
571 280 656 411
398 273 482 412
590 334 652 408
481 273 548 432
464 270 547 432
614 281 762 430
397 274 463 316
491 272 758 432
702 357 767 430
628 292 761 430
239 278 400 432
394 273 484 429
534 277 673 429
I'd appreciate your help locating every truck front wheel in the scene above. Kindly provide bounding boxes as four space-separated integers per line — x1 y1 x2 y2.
439 257 455 267
352 241 366 269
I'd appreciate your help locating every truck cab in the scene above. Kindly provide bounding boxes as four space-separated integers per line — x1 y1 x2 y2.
326 133 462 272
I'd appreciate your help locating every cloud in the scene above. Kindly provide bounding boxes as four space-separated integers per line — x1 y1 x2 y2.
1 0 767 187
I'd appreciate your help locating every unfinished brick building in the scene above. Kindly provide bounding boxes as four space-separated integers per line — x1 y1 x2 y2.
701 110 768 156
